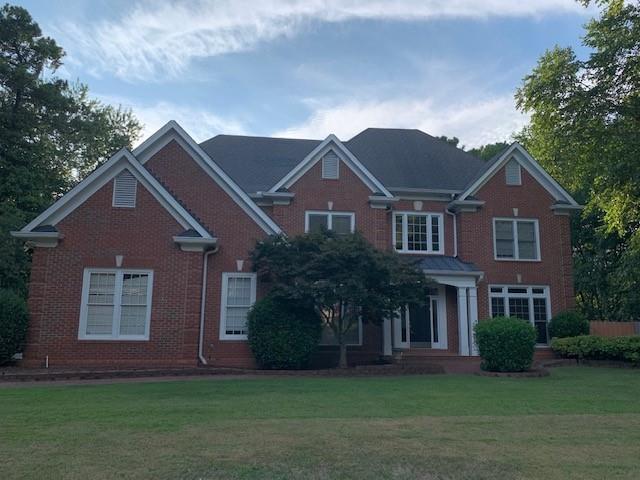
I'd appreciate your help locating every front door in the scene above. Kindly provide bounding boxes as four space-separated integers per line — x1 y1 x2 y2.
408 286 447 349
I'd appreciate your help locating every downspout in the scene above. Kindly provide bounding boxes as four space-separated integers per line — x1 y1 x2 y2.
199 246 219 365
445 206 458 258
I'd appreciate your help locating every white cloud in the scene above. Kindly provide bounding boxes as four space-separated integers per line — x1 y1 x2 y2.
273 95 528 148
96 94 247 145
56 0 588 81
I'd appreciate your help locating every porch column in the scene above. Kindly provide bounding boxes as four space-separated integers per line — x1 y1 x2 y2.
468 287 479 356
382 317 392 356
457 287 470 356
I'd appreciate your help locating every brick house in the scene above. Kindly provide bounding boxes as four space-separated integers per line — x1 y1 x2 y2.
12 121 581 368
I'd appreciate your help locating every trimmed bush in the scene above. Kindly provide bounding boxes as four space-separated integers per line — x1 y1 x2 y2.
247 295 321 369
474 316 537 372
548 311 589 339
551 335 640 365
0 289 29 365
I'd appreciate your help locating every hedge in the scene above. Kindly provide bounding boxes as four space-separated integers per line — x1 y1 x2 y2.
474 316 537 372
247 295 321 369
551 335 640 364
0 289 29 365
548 311 589 339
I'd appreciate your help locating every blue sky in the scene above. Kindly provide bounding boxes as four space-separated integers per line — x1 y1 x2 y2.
18 0 595 147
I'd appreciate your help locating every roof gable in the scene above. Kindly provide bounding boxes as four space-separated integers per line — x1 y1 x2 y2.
133 121 282 235
17 149 213 239
268 134 393 197
458 143 580 206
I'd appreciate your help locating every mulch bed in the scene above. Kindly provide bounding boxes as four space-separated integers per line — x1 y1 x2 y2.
475 367 550 378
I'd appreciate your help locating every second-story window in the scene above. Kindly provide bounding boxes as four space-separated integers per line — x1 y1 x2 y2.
393 212 443 254
305 211 355 236
493 218 540 261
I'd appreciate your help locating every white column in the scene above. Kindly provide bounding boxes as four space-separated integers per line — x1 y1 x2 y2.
468 286 479 356
457 287 470 356
383 317 392 356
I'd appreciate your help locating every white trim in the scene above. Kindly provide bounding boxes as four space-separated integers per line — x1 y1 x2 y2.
78 268 153 341
392 211 444 254
133 121 282 235
10 231 63 247
269 134 393 198
18 149 212 240
219 272 257 341
488 284 552 345
304 211 355 233
457 287 470 356
458 143 580 206
492 217 541 261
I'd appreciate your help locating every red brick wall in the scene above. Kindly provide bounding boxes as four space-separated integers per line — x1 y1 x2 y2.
458 165 575 322
145 140 269 368
23 179 202 368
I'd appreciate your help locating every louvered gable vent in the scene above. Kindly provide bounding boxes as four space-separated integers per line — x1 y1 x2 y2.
112 169 137 207
505 158 522 186
321 151 339 179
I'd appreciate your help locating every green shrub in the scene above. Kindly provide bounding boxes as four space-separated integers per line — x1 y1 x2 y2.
551 335 640 365
474 316 537 372
0 289 29 365
247 295 321 369
548 311 589 339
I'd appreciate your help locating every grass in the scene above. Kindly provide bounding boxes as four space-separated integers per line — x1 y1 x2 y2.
1 366 640 479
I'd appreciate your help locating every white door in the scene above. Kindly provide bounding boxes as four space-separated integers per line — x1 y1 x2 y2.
393 307 410 349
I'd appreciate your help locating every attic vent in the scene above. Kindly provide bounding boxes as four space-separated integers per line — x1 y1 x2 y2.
505 158 522 186
112 169 137 207
322 151 339 179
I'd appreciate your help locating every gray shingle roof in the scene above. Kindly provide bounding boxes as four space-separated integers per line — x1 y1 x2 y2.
417 256 480 273
199 128 488 194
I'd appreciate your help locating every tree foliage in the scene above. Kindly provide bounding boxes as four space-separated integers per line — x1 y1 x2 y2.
251 231 430 368
467 142 510 161
0 4 141 294
516 0 640 320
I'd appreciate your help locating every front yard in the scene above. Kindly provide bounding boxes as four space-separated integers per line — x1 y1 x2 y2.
1 367 639 479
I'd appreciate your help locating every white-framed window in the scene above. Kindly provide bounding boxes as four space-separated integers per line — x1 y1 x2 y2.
321 151 339 179
305 211 355 235
505 158 522 186
78 269 153 340
319 316 363 346
219 272 257 340
493 218 540 261
393 212 444 254
489 285 551 344
112 169 137 208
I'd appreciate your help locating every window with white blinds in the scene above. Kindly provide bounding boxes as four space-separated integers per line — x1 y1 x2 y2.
493 218 540 260
112 169 137 207
321 151 339 179
505 158 522 186
220 273 256 340
79 269 153 340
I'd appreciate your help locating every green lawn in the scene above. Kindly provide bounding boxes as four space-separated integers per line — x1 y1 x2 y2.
1 367 639 479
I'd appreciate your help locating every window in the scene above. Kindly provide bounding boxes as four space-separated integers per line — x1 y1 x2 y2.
393 212 443 253
220 273 256 340
305 211 355 235
505 158 522 185
321 151 339 179
489 285 551 344
79 269 153 340
319 312 363 346
112 169 137 207
493 218 540 261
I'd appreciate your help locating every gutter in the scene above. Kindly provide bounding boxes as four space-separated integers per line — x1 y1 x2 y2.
199 246 219 365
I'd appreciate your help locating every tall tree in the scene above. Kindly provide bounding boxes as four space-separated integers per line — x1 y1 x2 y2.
0 4 141 294
467 142 510 161
251 232 430 368
515 0 640 320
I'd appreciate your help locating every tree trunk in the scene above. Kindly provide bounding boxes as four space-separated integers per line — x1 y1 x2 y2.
338 341 348 369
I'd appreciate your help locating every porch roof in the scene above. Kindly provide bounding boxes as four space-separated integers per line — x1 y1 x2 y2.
417 256 479 273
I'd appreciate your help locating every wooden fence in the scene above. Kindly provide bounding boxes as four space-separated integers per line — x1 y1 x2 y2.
590 321 640 337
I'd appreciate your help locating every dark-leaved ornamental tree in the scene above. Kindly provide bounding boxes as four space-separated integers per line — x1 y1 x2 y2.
251 231 430 368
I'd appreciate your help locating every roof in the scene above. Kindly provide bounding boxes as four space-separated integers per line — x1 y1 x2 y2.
200 134 321 193
417 256 480 273
199 128 487 193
